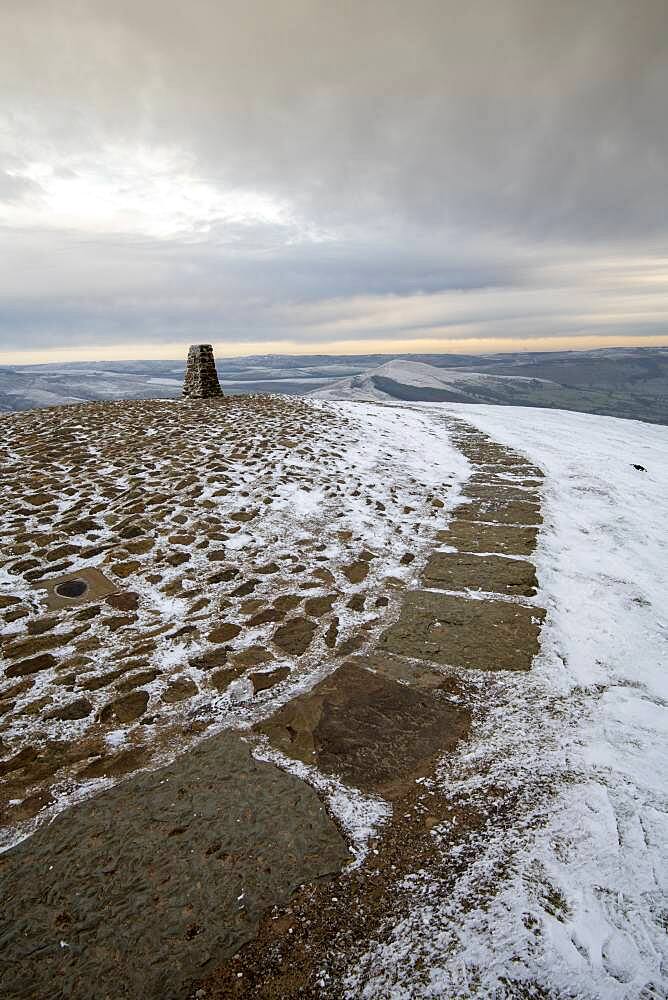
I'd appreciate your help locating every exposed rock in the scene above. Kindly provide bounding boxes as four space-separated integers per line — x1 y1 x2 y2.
117 670 160 693
189 649 228 672
45 698 93 721
208 623 242 643
100 690 150 724
162 678 198 703
422 551 538 597
273 617 317 656
231 646 274 668
343 561 369 584
257 661 470 797
6 653 57 678
444 520 539 557
105 592 140 612
247 608 282 627
209 666 245 693
250 666 290 694
111 560 141 579
380 590 545 672
304 594 337 617
27 617 59 635
0 732 347 1000
78 748 151 780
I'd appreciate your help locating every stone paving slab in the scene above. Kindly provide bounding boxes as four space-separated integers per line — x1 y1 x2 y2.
461 484 542 503
0 731 348 1000
347 651 453 690
37 566 120 610
379 590 545 672
454 499 543 525
441 520 539 556
257 660 471 798
423 551 538 596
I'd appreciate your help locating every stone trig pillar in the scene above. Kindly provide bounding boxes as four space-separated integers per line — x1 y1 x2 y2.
182 344 224 399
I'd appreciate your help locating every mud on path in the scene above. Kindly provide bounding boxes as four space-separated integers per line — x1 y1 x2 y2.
0 404 546 999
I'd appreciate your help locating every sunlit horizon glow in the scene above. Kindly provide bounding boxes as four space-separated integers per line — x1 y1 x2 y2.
2 332 667 368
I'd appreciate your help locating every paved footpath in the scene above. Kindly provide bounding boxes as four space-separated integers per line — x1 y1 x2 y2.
0 415 546 1000
203 415 547 998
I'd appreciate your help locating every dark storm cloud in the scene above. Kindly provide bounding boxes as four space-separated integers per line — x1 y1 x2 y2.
1 0 667 357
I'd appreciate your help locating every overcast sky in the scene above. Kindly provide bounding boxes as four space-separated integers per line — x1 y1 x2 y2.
1 0 667 363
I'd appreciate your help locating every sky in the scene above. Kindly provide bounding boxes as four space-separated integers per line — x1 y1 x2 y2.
1 0 667 364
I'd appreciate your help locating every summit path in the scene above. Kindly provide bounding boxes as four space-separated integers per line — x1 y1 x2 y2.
203 414 547 998
0 400 549 999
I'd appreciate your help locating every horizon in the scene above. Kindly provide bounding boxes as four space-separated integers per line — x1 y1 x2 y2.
2 2 668 362
2 337 668 369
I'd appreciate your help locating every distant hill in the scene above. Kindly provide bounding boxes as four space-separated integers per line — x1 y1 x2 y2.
310 353 668 424
311 359 556 402
1 347 667 423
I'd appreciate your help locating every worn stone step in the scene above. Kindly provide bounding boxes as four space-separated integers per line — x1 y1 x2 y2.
442 520 539 556
256 659 471 799
379 590 545 672
422 551 538 597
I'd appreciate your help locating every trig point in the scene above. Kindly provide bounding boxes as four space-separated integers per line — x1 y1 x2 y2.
182 344 224 399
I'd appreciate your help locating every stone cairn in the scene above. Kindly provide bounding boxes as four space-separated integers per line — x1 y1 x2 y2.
182 344 224 399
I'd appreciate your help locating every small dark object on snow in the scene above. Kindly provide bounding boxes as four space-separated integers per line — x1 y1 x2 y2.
632 464 647 472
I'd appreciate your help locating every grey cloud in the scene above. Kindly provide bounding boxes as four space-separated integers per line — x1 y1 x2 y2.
0 171 42 204
3 1 668 239
1 1 668 356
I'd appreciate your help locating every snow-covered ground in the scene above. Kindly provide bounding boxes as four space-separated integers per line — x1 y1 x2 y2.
313 359 554 402
2 395 666 996
344 403 668 998
0 398 469 854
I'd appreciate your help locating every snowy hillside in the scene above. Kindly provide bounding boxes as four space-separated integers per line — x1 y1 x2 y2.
345 402 668 998
311 358 668 424
312 359 554 402
1 394 666 998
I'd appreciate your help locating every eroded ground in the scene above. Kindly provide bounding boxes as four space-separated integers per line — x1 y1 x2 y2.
0 396 457 844
0 397 547 999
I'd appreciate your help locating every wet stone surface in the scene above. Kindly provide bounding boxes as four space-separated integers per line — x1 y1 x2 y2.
257 660 471 798
0 731 348 1000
